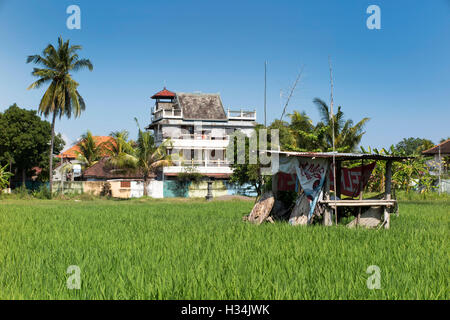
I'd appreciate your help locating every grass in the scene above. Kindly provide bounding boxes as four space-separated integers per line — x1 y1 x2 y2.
0 197 448 299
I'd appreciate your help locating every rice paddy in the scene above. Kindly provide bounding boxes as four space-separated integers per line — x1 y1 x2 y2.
0 198 448 299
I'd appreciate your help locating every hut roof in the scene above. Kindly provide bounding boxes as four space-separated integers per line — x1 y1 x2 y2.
422 139 450 155
263 150 411 161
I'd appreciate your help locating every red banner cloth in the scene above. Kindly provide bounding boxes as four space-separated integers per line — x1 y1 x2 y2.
330 162 376 197
276 162 376 197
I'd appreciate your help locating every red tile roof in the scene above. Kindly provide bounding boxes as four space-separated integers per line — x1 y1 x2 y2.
151 87 175 99
58 136 115 159
422 139 450 155
83 157 153 180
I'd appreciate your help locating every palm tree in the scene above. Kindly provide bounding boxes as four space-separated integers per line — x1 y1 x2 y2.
105 130 136 168
27 36 93 195
313 98 369 152
132 119 172 196
75 130 104 168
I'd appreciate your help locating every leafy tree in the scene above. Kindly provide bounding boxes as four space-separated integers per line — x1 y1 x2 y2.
0 104 65 185
27 36 93 194
268 120 296 151
313 98 370 152
228 125 272 197
76 130 104 168
395 137 434 156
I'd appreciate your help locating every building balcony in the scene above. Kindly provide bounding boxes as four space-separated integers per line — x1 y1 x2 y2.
151 107 183 122
163 161 233 176
155 133 230 148
227 109 256 121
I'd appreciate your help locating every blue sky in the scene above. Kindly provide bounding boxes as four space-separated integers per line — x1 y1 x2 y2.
0 0 449 149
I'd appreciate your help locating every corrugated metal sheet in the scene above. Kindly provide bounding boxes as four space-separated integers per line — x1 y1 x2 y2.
261 150 411 161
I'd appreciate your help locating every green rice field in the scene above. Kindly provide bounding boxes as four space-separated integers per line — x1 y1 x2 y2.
0 198 448 299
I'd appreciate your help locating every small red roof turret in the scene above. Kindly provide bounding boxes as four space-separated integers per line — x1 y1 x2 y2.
151 87 175 99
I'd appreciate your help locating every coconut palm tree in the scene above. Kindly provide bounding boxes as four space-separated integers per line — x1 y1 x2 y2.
313 98 370 152
27 36 93 195
105 130 136 168
75 131 104 168
132 119 172 196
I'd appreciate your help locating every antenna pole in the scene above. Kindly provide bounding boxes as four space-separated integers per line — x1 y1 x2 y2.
264 61 267 127
280 65 304 120
329 56 338 225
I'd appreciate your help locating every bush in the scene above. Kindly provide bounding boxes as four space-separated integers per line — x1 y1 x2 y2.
31 185 51 199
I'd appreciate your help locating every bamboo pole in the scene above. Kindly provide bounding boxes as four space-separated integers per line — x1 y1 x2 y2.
384 160 392 229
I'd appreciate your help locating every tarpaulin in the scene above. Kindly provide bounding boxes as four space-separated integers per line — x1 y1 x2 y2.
296 158 329 219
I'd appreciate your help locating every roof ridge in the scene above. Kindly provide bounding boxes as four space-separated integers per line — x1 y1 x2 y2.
422 138 450 154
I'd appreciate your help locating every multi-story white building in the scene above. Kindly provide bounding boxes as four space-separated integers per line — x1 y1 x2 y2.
146 88 256 190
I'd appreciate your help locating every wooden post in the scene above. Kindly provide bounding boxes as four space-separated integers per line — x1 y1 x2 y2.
336 161 342 199
323 167 332 226
272 172 278 195
335 160 341 224
357 159 364 226
384 160 393 229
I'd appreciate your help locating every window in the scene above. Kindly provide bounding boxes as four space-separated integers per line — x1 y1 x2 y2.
120 181 131 188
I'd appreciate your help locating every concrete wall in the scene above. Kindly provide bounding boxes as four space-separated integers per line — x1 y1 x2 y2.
162 180 255 198
440 179 450 194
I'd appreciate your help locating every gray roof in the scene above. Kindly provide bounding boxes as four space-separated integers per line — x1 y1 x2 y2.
176 93 227 120
263 150 412 161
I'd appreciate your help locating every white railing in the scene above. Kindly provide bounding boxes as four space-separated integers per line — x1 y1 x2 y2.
171 159 230 167
151 108 183 121
227 109 256 120
155 133 229 142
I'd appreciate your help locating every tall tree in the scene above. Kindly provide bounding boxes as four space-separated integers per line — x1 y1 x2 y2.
313 98 370 152
0 104 65 185
27 36 93 195
133 121 172 196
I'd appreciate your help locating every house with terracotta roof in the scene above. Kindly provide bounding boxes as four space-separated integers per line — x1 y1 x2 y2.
146 88 257 197
54 136 115 182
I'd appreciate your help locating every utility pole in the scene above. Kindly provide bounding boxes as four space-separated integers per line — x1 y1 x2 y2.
329 56 338 225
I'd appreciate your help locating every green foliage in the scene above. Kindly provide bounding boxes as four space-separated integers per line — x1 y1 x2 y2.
360 145 437 193
0 104 64 183
0 164 13 190
107 119 172 196
394 137 435 156
26 36 93 120
312 98 370 152
228 126 271 196
27 36 93 193
0 199 447 299
270 99 369 153
176 166 204 185
104 130 136 168
76 130 104 168
31 185 51 199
